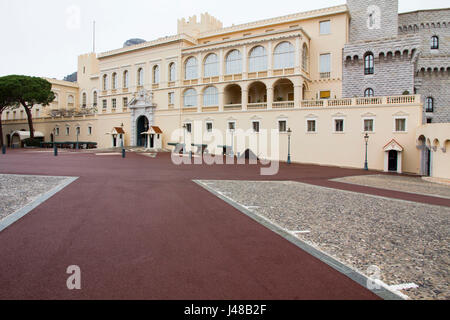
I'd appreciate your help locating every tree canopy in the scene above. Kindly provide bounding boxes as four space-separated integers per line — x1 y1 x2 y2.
0 75 55 138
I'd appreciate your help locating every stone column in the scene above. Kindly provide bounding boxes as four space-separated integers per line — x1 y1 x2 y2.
197 53 202 80
242 45 247 79
294 84 302 108
242 88 248 111
295 37 301 74
267 42 273 76
219 89 224 112
267 86 273 110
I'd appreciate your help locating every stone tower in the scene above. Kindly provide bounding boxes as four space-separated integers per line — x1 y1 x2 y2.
347 0 399 41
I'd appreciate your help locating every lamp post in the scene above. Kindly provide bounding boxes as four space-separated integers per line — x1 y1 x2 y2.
182 124 187 155
364 133 369 170
53 128 58 157
230 127 235 158
121 123 125 158
76 127 80 150
287 128 292 164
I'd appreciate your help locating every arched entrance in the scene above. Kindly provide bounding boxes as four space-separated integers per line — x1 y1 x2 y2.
6 134 11 147
383 139 403 174
136 116 149 147
388 150 398 172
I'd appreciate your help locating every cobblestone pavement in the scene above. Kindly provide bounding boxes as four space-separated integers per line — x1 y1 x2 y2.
199 180 450 300
0 174 71 221
332 174 450 199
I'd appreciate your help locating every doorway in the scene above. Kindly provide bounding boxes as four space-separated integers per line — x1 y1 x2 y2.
136 116 149 147
388 150 398 172
149 134 154 149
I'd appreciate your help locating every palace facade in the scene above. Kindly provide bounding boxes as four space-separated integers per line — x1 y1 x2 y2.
2 1 449 179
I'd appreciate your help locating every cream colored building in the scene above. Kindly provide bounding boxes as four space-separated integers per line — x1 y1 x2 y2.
2 3 449 179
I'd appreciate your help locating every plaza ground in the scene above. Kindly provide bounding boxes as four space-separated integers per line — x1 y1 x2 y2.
0 149 448 300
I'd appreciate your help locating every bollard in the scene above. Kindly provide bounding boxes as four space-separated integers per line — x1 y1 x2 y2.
54 145 58 157
122 148 126 158
2 145 6 154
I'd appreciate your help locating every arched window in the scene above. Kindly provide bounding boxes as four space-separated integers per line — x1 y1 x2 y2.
204 54 219 77
112 72 117 89
123 70 129 88
431 36 439 49
185 57 198 80
302 44 309 71
153 65 160 84
203 86 218 106
364 88 374 97
82 92 87 107
364 53 374 75
102 74 108 90
426 97 434 112
249 46 267 72
93 91 98 107
274 42 295 69
137 68 144 86
183 89 197 107
225 50 242 75
169 63 176 81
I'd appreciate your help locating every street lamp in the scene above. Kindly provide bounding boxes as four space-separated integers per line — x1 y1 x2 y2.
182 124 187 155
364 133 369 170
76 126 80 150
287 128 292 164
121 123 125 158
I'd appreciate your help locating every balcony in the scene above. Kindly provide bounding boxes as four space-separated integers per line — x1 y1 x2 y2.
300 95 420 108
224 104 242 111
273 101 294 109
224 74 242 81
247 103 267 110
248 71 267 79
320 72 330 79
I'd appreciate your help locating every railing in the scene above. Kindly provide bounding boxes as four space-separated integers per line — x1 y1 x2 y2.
301 100 324 107
387 95 417 104
247 103 267 110
356 97 383 105
273 101 294 109
224 104 242 111
300 95 420 108
320 72 331 79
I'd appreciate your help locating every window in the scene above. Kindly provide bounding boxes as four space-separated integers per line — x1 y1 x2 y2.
335 119 344 132
76 127 80 135
123 97 128 109
228 121 236 131
426 118 432 124
364 88 374 97
66 127 70 136
153 65 160 84
302 44 309 71
93 91 98 107
88 126 92 135
364 119 374 132
168 92 175 105
82 92 87 107
169 63 176 81
183 89 197 107
307 120 316 133
137 68 144 86
252 121 260 133
55 127 60 136
112 98 117 109
426 97 434 112
112 73 117 89
226 50 242 75
274 42 295 69
206 122 213 133
102 99 107 109
204 54 219 77
203 86 218 106
320 53 331 78
431 36 439 50
249 46 267 72
185 123 192 133
320 91 331 99
395 118 406 132
364 53 374 75
123 70 129 88
185 57 198 80
103 75 108 90
320 20 331 35
278 120 287 133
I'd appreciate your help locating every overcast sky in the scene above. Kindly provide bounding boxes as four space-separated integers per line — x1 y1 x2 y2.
0 0 448 79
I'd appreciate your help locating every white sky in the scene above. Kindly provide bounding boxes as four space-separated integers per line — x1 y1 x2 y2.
0 0 448 79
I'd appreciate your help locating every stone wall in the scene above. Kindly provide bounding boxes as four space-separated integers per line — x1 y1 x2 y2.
347 0 399 42
416 71 450 123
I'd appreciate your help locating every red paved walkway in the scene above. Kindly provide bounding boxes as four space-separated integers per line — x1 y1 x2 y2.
0 150 447 300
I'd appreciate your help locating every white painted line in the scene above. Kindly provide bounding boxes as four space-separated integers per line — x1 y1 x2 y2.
291 230 311 234
389 283 419 291
95 153 122 156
